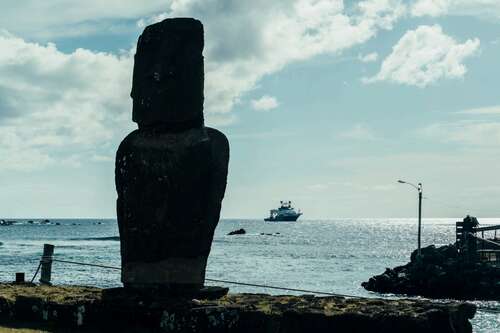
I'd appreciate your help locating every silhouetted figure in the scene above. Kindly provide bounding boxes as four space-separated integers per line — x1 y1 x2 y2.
115 18 229 292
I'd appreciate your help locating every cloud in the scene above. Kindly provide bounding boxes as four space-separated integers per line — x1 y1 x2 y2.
0 31 133 171
306 181 396 193
338 124 377 141
364 25 480 87
0 0 410 171
421 120 500 146
358 52 379 63
0 0 170 40
2 0 500 42
411 0 450 17
91 154 114 162
457 105 500 115
411 0 500 19
229 131 295 140
136 12 170 29
148 0 407 118
251 95 280 111
420 104 500 147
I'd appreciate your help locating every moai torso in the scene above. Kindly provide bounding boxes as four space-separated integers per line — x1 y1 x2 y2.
115 18 229 290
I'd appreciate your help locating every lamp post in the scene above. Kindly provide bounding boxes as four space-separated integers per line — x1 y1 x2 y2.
398 180 423 257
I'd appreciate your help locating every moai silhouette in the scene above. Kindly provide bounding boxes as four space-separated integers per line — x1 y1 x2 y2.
115 18 229 292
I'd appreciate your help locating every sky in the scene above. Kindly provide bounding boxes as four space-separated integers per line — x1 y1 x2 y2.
0 0 500 219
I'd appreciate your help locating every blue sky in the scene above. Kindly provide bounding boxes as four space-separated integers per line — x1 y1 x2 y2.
1 0 500 219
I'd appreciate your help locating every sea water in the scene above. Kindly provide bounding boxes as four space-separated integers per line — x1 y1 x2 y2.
0 218 498 331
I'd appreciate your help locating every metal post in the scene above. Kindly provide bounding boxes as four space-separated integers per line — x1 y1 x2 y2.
418 183 422 257
40 244 55 285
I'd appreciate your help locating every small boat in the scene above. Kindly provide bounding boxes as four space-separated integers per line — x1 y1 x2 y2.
264 201 302 222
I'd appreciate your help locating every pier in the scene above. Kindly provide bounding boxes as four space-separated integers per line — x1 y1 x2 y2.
456 215 500 263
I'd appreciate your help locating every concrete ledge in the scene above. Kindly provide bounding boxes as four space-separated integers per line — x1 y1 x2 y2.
0 283 476 333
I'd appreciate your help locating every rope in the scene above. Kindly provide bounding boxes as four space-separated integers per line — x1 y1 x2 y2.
203 278 357 298
52 259 121 270
48 257 359 298
30 262 42 283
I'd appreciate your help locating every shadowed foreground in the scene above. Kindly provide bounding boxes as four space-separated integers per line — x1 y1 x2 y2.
0 283 476 333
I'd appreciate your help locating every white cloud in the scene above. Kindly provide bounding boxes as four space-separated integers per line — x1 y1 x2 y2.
91 154 114 162
420 105 500 147
411 0 500 19
147 0 407 119
306 181 396 193
457 105 500 115
0 0 170 40
421 120 500 146
2 0 499 41
0 0 410 171
428 0 500 20
364 25 480 87
411 0 451 17
358 52 379 63
251 95 279 111
0 31 133 171
338 124 377 141
137 12 170 29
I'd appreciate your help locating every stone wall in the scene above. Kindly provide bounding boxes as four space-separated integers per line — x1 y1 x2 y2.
0 284 476 333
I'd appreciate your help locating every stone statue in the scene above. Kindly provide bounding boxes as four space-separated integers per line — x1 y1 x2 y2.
115 18 229 292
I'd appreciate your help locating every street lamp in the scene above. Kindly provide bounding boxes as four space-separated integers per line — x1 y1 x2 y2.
398 180 423 257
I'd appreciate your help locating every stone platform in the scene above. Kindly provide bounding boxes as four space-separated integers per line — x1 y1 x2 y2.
0 283 476 332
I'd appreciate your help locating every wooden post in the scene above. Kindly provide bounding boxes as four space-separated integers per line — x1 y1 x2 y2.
40 244 55 285
15 273 25 283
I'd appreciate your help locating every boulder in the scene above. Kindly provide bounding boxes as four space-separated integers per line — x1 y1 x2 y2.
363 244 500 300
227 228 246 236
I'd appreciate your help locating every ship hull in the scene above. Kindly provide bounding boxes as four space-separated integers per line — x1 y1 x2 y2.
264 215 301 222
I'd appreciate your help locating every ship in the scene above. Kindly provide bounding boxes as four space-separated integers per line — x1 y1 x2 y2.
264 201 302 222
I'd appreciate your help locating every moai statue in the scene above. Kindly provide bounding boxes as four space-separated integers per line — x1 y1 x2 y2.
115 18 229 292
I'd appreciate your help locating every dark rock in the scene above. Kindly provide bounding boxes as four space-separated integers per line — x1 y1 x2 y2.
0 284 477 333
363 244 500 300
227 228 246 236
116 18 229 291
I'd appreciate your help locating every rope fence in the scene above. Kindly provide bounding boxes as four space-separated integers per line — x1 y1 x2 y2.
23 243 500 315
29 244 360 299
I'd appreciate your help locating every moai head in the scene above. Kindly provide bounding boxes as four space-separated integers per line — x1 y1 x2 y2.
131 18 204 128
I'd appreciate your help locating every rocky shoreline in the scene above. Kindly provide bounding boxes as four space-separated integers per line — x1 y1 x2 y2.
0 283 476 332
362 244 500 301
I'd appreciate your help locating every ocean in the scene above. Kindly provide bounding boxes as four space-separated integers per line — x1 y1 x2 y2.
0 218 498 331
